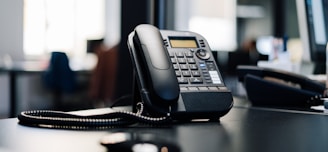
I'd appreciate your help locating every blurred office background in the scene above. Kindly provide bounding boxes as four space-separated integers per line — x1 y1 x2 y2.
0 0 310 118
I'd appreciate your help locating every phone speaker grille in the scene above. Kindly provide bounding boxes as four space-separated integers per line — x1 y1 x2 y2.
181 92 233 112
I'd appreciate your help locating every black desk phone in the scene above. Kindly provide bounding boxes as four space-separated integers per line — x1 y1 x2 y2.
18 24 233 128
237 65 326 107
128 24 233 120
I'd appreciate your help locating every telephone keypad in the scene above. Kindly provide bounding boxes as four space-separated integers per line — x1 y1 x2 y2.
170 49 222 89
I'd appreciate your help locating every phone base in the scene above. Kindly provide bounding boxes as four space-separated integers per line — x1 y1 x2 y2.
169 91 233 120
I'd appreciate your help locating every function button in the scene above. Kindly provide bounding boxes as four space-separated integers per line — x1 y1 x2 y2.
189 48 196 52
218 87 228 90
177 77 188 84
204 76 212 80
203 76 210 81
163 39 169 47
188 87 198 91
199 63 207 70
209 71 222 84
180 87 188 91
209 71 219 77
199 39 206 47
204 74 211 80
205 80 213 84
208 87 219 91
202 71 210 76
169 52 175 57
198 87 208 91
189 77 203 84
212 78 221 84
206 62 216 70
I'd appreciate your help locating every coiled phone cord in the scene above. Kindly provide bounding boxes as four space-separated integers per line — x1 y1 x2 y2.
18 102 172 129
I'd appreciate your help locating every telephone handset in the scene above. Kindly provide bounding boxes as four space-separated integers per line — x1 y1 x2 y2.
17 24 233 128
237 65 326 107
129 24 233 120
130 24 180 114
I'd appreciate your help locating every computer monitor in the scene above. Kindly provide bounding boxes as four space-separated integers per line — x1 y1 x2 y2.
296 0 328 74
86 38 104 54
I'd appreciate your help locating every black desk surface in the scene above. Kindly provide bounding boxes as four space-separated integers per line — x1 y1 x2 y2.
1 105 328 152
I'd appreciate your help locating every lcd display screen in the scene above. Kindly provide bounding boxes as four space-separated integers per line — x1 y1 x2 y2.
169 37 198 48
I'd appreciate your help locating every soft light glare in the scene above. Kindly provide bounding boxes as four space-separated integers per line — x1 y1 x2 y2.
256 36 274 55
189 17 236 51
24 0 105 57
237 5 265 18
175 0 236 51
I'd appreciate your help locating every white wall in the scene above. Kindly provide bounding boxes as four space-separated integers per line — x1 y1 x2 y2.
0 0 24 61
0 74 9 118
0 0 23 118
0 0 40 116
105 0 121 48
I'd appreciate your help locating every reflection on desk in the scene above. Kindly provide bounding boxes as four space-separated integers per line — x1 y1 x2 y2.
1 105 328 152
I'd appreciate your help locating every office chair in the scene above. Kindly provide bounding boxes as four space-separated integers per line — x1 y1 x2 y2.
43 52 77 110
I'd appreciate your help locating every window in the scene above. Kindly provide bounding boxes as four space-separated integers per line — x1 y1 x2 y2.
24 0 105 57
175 0 237 51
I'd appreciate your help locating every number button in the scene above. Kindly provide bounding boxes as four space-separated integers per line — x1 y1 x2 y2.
187 58 196 64
189 64 198 70
189 77 203 84
178 58 186 64
179 64 188 70
182 71 191 77
185 52 194 58
191 71 201 77
177 77 188 84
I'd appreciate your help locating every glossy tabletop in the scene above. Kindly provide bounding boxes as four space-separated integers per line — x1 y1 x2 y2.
0 105 328 152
